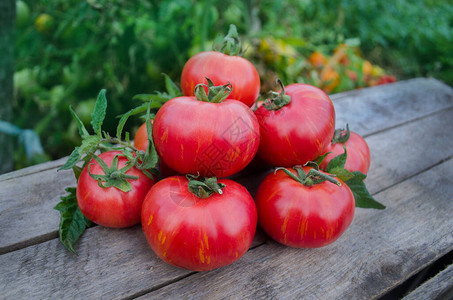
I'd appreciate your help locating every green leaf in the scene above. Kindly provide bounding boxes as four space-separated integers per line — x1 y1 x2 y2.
58 147 81 171
91 89 107 136
328 166 355 182
79 135 101 155
116 102 149 139
163 73 181 97
54 187 92 253
69 106 89 138
326 146 347 172
345 171 386 209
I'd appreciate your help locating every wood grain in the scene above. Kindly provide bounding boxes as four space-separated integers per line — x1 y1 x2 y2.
330 77 453 137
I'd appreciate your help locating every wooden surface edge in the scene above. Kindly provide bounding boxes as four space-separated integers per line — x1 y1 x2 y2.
402 262 453 300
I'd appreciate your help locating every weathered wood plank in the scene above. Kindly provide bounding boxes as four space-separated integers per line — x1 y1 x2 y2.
0 166 75 254
140 157 453 300
402 263 453 300
365 107 453 194
1 78 451 253
0 219 267 299
331 77 453 137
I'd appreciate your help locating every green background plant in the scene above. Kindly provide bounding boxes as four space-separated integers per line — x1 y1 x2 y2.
10 0 453 170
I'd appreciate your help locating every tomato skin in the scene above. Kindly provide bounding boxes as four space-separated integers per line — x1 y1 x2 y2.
141 176 257 271
255 167 355 248
180 51 260 107
76 151 156 228
254 83 335 167
152 96 260 178
320 131 371 174
133 122 149 152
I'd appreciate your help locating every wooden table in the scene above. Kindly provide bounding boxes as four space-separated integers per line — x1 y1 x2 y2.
1 78 452 299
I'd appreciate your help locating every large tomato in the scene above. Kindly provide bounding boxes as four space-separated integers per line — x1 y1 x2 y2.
180 51 260 107
152 93 260 178
254 83 335 167
76 151 156 228
255 166 355 248
141 176 257 271
320 126 371 174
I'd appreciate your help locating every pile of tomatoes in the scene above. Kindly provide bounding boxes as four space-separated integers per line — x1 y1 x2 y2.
70 27 376 272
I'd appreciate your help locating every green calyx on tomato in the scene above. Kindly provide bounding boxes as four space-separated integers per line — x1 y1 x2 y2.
88 153 140 192
212 24 242 56
194 77 232 103
332 124 351 144
263 79 291 111
187 174 225 198
276 165 341 187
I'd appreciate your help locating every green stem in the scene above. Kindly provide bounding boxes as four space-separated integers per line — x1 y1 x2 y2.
187 174 225 199
212 24 242 56
194 78 232 103
277 166 341 187
332 124 350 144
263 79 291 111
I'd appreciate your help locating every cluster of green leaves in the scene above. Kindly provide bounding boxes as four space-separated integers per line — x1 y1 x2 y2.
54 85 172 253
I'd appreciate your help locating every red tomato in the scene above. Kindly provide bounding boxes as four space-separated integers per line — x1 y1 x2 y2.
320 129 371 174
134 122 178 178
77 151 156 228
133 122 149 152
255 167 355 248
254 83 335 167
141 176 257 271
152 96 260 178
180 51 260 107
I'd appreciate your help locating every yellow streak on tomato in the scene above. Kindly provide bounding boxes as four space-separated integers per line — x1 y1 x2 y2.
204 233 210 250
161 127 168 144
158 231 163 242
147 214 153 226
235 252 239 258
281 214 290 244
298 218 309 241
83 191 91 200
199 248 205 264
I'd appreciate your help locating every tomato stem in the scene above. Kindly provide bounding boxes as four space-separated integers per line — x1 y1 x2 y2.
276 165 341 187
194 77 232 103
332 124 351 144
212 24 242 56
187 174 226 198
263 79 291 111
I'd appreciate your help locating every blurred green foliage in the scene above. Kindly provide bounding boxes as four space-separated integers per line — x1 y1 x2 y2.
12 0 453 169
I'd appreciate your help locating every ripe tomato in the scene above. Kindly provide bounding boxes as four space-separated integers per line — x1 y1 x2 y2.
255 166 355 248
180 51 260 107
320 127 371 175
308 51 328 68
76 151 156 228
254 83 335 167
152 95 260 178
141 176 257 271
133 122 149 152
